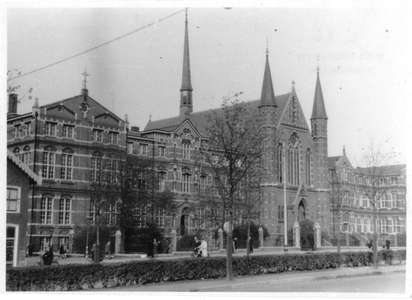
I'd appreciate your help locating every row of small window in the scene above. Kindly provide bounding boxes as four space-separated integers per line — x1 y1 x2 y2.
40 196 71 225
128 143 189 159
332 169 402 186
342 216 403 234
13 122 33 138
38 237 69 252
339 193 403 209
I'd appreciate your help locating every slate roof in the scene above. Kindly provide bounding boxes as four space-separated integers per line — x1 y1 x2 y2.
328 156 342 169
145 93 291 136
356 164 406 175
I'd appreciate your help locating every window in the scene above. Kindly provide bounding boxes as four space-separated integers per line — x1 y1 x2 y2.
61 149 73 180
195 207 206 229
40 237 52 251
45 122 57 136
392 192 398 208
13 147 20 160
356 216 361 232
155 209 165 228
182 173 191 193
158 171 166 191
91 153 102 182
109 132 118 144
108 154 118 183
140 144 148 155
14 125 22 138
92 129 103 142
7 187 19 212
278 205 284 220
288 142 300 186
62 125 74 138
137 172 146 190
6 226 16 266
135 206 147 227
362 194 368 207
41 195 53 224
59 197 71 224
277 144 284 184
200 176 207 195
159 146 166 157
393 217 400 233
105 204 117 226
43 147 56 179
127 143 133 154
381 218 389 233
183 143 190 160
23 122 32 136
22 146 31 165
305 149 312 186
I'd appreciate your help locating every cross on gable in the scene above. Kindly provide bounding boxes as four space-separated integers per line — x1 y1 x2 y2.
81 69 89 89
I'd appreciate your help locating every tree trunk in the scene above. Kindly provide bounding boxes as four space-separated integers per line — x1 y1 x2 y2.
226 210 233 281
120 224 125 253
373 204 378 269
246 218 251 256
337 215 341 253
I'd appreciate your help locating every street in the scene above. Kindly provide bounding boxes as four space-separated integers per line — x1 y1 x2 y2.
208 273 406 293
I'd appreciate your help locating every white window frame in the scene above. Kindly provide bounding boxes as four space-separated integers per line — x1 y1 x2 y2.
183 143 190 160
59 197 71 225
61 149 73 180
41 196 53 224
7 186 21 213
62 124 74 138
182 173 191 193
6 224 19 267
45 122 57 136
43 147 56 179
109 132 118 145
93 129 103 143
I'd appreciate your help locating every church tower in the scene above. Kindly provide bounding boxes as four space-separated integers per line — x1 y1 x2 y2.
258 47 278 231
179 9 193 121
310 67 328 190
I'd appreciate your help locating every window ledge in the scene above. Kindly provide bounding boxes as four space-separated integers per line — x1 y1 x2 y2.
43 179 56 184
61 181 74 185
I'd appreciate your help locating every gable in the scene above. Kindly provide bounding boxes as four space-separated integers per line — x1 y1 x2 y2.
46 104 76 120
279 93 309 131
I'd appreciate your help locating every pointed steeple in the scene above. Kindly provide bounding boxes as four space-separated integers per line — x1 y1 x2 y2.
180 9 192 92
179 9 193 120
311 67 328 119
258 45 277 108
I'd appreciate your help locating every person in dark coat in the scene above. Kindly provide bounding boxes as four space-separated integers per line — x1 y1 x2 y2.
59 244 67 259
248 236 254 254
42 245 54 265
153 239 159 257
385 240 391 249
28 242 34 257
147 239 154 258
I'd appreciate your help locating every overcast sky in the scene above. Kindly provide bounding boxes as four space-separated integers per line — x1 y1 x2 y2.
5 1 412 166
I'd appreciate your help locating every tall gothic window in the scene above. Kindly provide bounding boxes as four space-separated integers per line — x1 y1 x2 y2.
287 135 300 186
277 143 283 183
22 145 31 165
41 195 53 224
59 196 71 224
182 173 191 193
305 148 312 186
183 142 190 160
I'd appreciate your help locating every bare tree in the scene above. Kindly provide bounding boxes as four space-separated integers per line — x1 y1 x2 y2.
203 95 263 280
7 69 33 100
356 142 396 269
330 169 352 253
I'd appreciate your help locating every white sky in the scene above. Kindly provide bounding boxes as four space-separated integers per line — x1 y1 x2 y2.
4 0 412 166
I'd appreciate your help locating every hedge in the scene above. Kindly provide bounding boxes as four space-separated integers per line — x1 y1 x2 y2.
6 249 406 291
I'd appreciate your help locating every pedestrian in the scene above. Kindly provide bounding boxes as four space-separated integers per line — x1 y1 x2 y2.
367 239 373 249
28 242 34 257
91 243 97 262
164 239 171 254
248 236 254 254
59 244 67 259
385 240 390 249
146 239 154 258
105 241 111 259
233 238 237 253
153 239 159 257
42 244 54 265
200 237 208 257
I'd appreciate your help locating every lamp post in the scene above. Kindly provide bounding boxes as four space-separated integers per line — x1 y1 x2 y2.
85 216 93 258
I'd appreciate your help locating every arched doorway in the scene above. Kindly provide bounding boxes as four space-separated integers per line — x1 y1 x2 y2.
180 207 189 235
297 199 306 222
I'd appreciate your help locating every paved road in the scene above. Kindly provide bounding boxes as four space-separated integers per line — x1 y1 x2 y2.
208 272 406 293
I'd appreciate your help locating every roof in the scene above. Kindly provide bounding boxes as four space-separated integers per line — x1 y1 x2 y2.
7 150 42 185
311 71 328 119
328 156 342 169
145 93 291 135
356 164 406 176
259 55 277 107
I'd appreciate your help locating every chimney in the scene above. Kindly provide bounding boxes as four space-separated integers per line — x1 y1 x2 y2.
8 94 18 114
131 126 140 132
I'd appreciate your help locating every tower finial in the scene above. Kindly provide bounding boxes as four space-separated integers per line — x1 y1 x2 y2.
316 56 320 73
266 36 269 57
185 7 188 24
81 69 89 90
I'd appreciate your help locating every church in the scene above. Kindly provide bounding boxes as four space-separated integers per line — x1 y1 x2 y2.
7 11 406 253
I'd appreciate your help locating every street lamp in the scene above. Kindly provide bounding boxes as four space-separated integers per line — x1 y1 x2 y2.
85 216 93 258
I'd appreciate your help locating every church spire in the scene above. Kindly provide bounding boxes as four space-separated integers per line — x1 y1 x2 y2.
310 65 328 119
258 43 277 108
179 8 193 120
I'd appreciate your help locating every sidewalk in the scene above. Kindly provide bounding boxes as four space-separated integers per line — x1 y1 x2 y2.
103 264 406 292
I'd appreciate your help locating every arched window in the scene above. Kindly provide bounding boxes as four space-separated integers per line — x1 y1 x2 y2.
381 218 388 233
276 143 284 184
108 154 118 183
182 142 190 160
158 171 166 191
287 135 300 186
91 152 102 182
305 148 312 186
22 146 31 165
182 172 191 193
43 146 56 179
61 149 74 180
